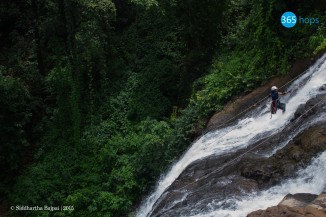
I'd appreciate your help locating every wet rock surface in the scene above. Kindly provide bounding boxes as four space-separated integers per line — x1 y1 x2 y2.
150 175 259 217
240 123 326 188
319 84 326 91
148 93 326 217
247 193 326 217
290 96 322 122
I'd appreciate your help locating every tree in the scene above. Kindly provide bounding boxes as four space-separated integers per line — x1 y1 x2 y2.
0 72 30 196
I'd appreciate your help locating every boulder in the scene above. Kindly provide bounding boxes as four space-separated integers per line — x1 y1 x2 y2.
290 94 324 122
306 193 326 217
247 193 326 217
319 84 326 91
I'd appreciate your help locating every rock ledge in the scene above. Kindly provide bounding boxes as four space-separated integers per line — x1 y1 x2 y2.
247 193 326 217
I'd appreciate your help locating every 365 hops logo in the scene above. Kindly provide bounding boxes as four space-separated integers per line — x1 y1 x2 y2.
281 11 320 28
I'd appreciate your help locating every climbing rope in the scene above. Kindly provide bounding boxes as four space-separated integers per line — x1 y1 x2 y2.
189 69 315 158
147 68 324 217
145 56 326 217
149 99 324 217
201 67 316 135
175 99 324 192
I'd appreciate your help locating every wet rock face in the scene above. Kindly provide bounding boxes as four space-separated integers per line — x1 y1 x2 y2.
280 193 319 207
149 122 326 217
247 193 326 217
241 163 281 186
239 94 326 188
148 93 326 217
290 94 323 122
150 175 259 217
319 84 326 91
240 123 326 188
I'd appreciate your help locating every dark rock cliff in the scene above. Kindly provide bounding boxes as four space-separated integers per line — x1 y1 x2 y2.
149 91 326 217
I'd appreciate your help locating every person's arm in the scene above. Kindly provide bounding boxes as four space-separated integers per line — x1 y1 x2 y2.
279 91 287 95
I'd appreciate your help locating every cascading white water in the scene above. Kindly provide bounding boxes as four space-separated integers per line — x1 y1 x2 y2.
136 53 326 217
189 151 326 217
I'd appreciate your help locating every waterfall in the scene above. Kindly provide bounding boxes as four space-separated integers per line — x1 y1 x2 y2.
136 53 326 217
189 151 326 217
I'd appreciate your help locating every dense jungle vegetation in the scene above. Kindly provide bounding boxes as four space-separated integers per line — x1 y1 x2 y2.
0 0 325 216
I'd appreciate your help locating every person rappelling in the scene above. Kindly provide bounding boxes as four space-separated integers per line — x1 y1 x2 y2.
270 86 287 118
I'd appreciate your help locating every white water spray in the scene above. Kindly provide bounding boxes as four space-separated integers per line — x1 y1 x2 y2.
136 54 326 217
189 151 326 217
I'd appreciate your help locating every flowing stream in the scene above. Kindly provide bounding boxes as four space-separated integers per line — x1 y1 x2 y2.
189 151 326 217
136 53 326 217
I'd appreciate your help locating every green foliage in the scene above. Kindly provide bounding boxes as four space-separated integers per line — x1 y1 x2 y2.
45 63 81 144
10 119 176 216
130 0 158 8
0 71 30 196
190 0 325 114
314 37 326 54
108 5 185 120
309 24 326 54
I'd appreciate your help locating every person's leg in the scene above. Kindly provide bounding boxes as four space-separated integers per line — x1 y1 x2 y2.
282 103 286 112
271 101 277 114
278 101 285 112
